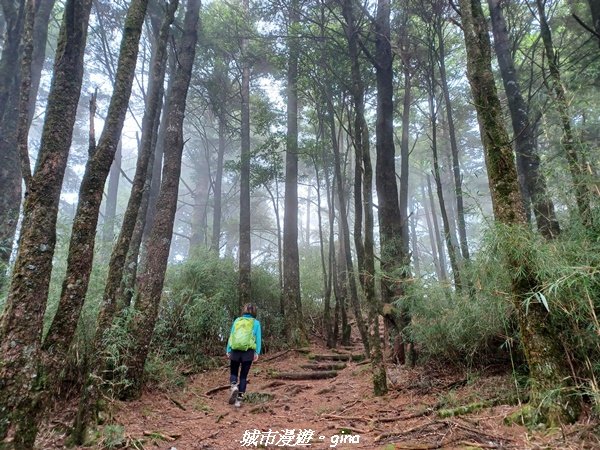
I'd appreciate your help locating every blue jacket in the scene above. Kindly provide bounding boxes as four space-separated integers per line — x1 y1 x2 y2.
226 314 262 355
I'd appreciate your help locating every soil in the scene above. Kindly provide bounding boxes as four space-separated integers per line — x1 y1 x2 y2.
38 341 600 450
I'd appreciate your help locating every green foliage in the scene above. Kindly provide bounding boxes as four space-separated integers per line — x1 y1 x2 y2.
407 277 514 365
143 353 187 392
408 216 600 413
152 249 284 367
98 424 125 449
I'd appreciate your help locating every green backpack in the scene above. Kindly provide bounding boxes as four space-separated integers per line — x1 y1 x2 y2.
230 317 256 351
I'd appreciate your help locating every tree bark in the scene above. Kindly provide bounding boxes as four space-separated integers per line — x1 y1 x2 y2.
43 0 151 381
428 68 462 291
458 0 579 425
342 0 385 392
325 94 370 357
238 0 251 310
436 21 470 258
211 115 226 252
94 0 177 360
0 0 24 288
282 0 306 344
26 0 56 128
102 139 122 244
425 175 447 281
0 0 93 443
588 0 600 46
374 0 408 305
103 139 121 240
121 0 200 400
488 0 560 239
535 0 591 226
409 197 421 278
398 62 410 260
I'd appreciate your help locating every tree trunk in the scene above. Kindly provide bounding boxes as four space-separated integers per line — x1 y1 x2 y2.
488 0 560 239
92 0 177 364
428 68 462 291
43 0 151 385
0 0 93 444
27 0 57 128
426 175 447 280
398 63 410 260
211 115 226 252
238 0 251 310
325 94 370 357
535 0 591 226
336 230 351 346
102 139 122 243
459 0 579 425
374 0 408 306
283 0 305 344
0 0 23 122
121 0 199 401
588 0 600 46
342 0 384 392
0 0 24 289
313 152 333 347
143 47 176 248
321 123 336 348
436 21 470 259
410 197 421 278
190 161 210 252
14 0 35 188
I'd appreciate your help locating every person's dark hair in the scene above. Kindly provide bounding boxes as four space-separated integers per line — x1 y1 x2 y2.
242 303 257 317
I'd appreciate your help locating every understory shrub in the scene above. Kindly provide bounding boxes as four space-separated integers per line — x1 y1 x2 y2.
408 218 600 412
151 249 284 370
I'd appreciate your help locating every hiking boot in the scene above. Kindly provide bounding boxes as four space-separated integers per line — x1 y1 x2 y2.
228 383 239 405
234 392 244 408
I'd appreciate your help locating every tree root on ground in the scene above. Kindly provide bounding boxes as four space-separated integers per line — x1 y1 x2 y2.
374 419 514 447
300 362 347 371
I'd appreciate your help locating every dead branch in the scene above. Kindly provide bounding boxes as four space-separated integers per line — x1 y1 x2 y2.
165 395 186 411
205 384 232 396
322 414 371 423
262 349 291 362
142 431 176 442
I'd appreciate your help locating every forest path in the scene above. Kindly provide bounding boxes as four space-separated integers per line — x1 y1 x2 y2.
101 342 589 450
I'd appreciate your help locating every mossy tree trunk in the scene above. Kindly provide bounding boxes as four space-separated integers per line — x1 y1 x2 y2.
0 0 24 290
122 0 200 400
589 0 600 46
95 0 178 363
43 0 150 387
373 0 409 316
458 0 579 425
488 0 560 239
0 0 94 444
535 0 591 227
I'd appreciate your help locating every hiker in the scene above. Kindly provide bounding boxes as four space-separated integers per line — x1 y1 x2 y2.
226 303 262 407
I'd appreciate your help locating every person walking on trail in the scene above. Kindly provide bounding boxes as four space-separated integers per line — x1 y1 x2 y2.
226 303 262 407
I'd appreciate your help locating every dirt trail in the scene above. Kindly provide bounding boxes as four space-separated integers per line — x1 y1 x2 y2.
93 341 597 450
